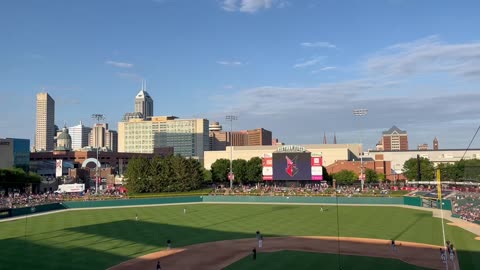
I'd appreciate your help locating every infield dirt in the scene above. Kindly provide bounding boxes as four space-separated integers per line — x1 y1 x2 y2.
108 236 459 270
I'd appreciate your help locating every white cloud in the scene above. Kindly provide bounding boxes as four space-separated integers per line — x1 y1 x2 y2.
311 66 337 73
105 60 133 68
293 56 324 68
216 60 245 66
301 42 336 49
207 36 480 147
222 0 287 13
222 0 238 11
209 80 480 147
365 36 480 79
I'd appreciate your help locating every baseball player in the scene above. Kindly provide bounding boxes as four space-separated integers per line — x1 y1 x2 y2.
184 208 186 214
252 248 257 260
256 231 260 240
136 213 138 221
259 235 263 248
167 239 172 250
440 248 446 262
391 240 396 252
156 260 161 270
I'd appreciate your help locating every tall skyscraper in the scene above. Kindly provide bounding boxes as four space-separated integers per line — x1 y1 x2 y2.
88 123 118 152
35 93 55 151
69 121 92 150
105 130 118 152
89 123 108 149
135 81 154 119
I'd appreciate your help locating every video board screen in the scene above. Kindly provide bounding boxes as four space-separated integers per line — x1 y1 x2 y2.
272 152 312 180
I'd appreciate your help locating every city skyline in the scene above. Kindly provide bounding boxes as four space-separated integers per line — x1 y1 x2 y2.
1 1 480 150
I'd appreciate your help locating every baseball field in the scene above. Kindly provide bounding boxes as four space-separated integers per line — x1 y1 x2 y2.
0 202 479 269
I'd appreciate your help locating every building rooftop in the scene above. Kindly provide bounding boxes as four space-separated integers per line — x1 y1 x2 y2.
135 89 152 99
382 125 407 135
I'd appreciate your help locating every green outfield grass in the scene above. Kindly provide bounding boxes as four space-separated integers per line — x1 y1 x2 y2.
225 250 431 270
0 204 478 269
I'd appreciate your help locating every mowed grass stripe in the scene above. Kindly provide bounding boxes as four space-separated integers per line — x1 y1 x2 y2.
0 204 478 270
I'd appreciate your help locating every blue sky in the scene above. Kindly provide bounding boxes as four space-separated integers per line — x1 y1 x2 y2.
1 0 480 150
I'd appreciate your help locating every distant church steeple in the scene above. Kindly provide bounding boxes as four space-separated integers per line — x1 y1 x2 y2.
433 137 439 150
333 132 337 144
323 132 327 144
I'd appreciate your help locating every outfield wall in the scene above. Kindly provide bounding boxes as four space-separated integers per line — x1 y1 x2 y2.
2 203 66 218
202 196 404 205
62 196 203 208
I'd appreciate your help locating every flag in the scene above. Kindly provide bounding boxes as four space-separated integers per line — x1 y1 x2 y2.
436 169 442 201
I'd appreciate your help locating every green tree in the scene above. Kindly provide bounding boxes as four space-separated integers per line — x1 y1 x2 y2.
365 169 378 183
437 163 461 181
203 168 212 182
232 159 248 184
462 159 480 181
149 156 165 192
378 173 386 182
125 157 152 193
124 155 203 193
403 157 434 181
333 170 357 184
181 157 203 191
0 168 41 194
246 157 263 182
210 159 230 182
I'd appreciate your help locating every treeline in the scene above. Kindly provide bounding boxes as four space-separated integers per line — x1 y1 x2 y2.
0 168 41 187
401 157 480 181
209 157 263 183
331 169 385 185
125 155 204 193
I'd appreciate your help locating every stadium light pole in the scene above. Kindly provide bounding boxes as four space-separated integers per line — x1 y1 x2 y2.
92 114 105 195
226 115 238 190
353 109 368 191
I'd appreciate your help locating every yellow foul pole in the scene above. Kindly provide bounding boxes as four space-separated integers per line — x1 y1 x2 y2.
437 169 448 270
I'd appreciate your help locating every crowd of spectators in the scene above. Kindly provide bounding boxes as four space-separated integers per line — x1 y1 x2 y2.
210 183 394 197
0 189 128 209
451 192 480 224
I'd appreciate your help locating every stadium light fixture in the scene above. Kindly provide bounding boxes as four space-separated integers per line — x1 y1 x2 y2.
353 109 368 191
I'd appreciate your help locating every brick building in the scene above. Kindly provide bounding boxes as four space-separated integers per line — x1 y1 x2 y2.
326 154 402 181
30 148 173 176
376 126 408 151
209 123 273 151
